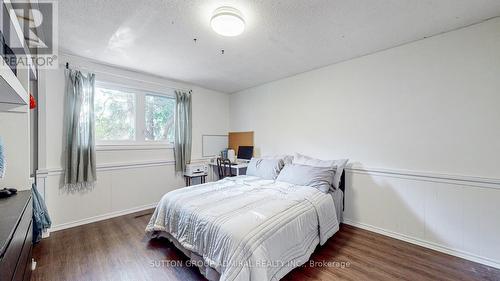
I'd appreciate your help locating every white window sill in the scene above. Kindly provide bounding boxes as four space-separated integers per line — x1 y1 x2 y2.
96 143 174 151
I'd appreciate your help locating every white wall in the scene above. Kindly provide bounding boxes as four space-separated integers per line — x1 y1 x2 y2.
0 109 30 189
0 57 33 190
229 18 500 268
37 53 229 230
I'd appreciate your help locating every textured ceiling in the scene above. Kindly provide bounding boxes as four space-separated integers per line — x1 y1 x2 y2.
58 0 500 93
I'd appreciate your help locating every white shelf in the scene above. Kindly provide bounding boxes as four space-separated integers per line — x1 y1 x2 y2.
0 0 35 112
0 64 29 111
4 0 37 79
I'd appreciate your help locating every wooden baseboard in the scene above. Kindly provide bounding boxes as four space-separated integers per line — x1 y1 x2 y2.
343 218 500 269
48 203 158 233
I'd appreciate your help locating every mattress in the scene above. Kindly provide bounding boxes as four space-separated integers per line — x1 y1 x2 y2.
146 176 341 281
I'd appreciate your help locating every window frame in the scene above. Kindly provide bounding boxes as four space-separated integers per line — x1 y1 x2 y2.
94 81 176 150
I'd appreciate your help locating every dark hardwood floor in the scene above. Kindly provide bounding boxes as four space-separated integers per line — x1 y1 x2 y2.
31 210 500 281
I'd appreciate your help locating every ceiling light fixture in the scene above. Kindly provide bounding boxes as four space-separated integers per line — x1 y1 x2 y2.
210 6 245 37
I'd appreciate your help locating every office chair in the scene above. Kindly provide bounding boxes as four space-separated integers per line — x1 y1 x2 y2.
217 158 236 179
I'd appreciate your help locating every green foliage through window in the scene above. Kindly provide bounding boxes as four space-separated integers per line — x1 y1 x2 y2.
145 94 175 142
94 84 175 144
94 87 135 141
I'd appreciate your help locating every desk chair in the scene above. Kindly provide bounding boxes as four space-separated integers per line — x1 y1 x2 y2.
217 158 236 179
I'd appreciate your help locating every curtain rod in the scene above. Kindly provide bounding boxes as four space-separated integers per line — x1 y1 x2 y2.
65 62 192 93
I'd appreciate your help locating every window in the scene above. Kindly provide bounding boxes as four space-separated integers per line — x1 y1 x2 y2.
94 87 136 141
145 94 175 141
94 83 175 146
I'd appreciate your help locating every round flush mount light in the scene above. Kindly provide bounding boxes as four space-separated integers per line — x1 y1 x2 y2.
210 6 245 37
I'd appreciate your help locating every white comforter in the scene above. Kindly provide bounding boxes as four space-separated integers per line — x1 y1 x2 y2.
146 176 339 281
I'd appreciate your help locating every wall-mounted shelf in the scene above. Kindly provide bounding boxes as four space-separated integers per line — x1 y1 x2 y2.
4 0 37 80
0 63 28 111
0 0 33 193
0 0 35 112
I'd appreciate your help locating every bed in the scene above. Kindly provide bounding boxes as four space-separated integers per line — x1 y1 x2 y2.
146 169 345 281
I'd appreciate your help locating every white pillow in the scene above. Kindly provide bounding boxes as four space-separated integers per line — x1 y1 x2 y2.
262 154 294 165
276 163 334 193
246 158 285 180
293 153 348 190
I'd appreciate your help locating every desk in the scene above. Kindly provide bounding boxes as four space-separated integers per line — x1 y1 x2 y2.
208 162 248 180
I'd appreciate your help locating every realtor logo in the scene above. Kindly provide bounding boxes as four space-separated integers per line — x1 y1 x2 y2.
1 1 58 69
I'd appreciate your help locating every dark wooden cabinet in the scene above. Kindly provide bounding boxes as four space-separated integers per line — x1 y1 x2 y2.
0 191 33 281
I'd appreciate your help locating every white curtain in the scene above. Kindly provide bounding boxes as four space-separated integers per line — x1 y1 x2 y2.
64 68 97 190
174 90 192 172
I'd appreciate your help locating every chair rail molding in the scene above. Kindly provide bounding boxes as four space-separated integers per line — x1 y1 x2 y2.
36 162 500 190
346 165 500 190
36 160 176 176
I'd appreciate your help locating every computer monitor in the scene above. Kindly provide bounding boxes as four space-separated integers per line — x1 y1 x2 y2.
237 146 254 160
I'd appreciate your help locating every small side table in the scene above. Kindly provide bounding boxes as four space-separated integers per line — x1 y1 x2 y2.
184 174 208 186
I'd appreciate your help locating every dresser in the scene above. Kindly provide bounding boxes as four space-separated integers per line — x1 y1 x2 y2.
0 191 33 281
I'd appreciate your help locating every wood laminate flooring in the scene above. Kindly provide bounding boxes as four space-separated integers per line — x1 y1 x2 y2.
31 210 500 281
